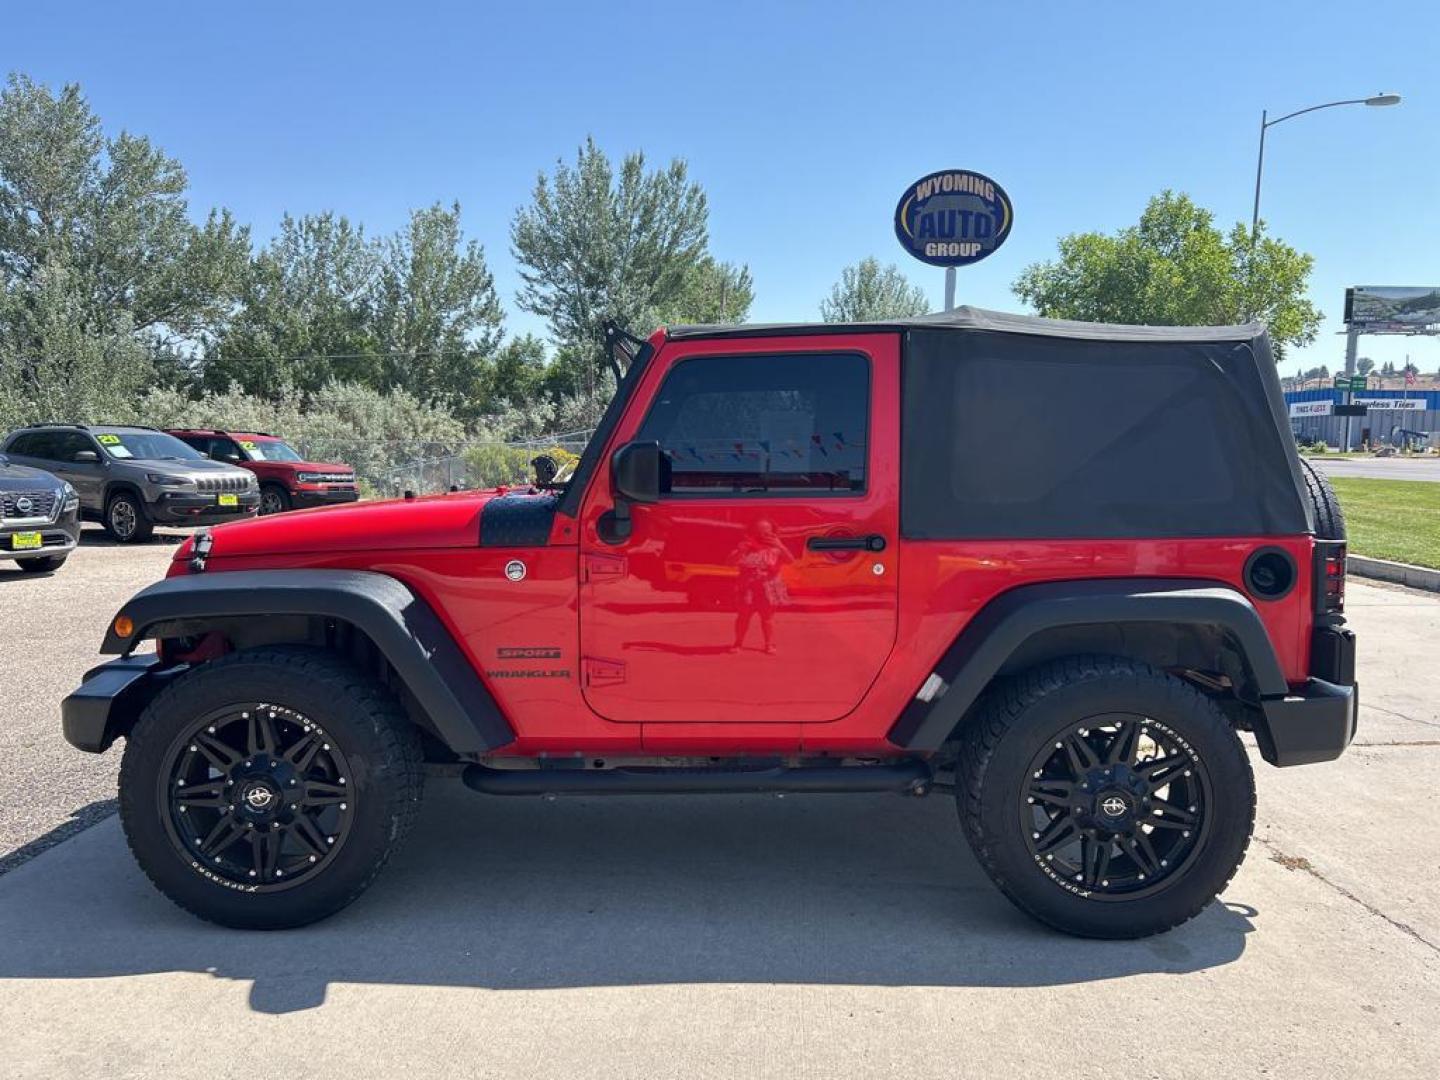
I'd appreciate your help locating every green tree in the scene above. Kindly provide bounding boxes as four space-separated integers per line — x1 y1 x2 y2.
0 72 249 411
1012 191 1321 358
0 73 248 341
820 257 930 322
659 255 754 325
511 137 709 395
374 202 503 405
207 203 503 407
204 212 381 394
1356 357 1375 376
0 263 151 428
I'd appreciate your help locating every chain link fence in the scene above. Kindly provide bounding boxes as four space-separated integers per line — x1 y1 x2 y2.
287 431 593 499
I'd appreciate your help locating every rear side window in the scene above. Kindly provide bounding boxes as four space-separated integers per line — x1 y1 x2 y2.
901 329 1309 539
6 432 51 458
635 352 869 495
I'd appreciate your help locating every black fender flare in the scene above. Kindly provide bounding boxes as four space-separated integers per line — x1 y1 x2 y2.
101 569 514 755
888 578 1289 751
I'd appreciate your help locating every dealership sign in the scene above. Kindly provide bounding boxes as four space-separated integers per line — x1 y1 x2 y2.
1289 400 1333 418
894 169 1013 267
1353 397 1425 411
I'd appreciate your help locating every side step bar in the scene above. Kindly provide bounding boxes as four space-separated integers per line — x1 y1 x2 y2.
461 760 932 797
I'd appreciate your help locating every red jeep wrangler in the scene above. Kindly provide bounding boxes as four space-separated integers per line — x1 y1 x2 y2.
167 429 359 515
66 310 1356 938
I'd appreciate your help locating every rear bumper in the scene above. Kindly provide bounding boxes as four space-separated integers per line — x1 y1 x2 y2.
62 654 183 753
1254 626 1358 767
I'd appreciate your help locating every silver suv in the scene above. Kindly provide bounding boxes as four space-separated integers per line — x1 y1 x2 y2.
1 424 260 542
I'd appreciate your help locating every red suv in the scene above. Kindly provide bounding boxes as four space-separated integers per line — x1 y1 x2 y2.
167 430 358 515
68 311 1355 939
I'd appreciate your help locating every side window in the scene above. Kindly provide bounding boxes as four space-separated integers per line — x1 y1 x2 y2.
175 435 208 455
6 433 43 457
18 432 62 460
210 438 242 460
635 352 869 495
54 432 96 461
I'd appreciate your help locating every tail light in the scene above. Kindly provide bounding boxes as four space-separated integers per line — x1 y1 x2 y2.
1313 539 1347 615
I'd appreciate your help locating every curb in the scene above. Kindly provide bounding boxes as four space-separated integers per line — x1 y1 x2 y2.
1348 554 1440 593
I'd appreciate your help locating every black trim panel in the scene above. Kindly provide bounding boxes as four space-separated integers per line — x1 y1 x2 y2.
62 654 180 753
1255 678 1357 766
888 578 1290 752
101 569 514 754
480 491 559 546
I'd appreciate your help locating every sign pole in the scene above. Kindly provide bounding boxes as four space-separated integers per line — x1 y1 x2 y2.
944 267 956 312
1343 327 1359 450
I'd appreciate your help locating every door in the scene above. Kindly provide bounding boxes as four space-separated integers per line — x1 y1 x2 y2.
579 334 900 724
51 432 107 508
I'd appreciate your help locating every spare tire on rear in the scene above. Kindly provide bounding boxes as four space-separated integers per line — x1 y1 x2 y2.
1297 457 1346 541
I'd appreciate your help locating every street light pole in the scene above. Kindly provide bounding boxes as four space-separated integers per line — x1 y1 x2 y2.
1250 93 1400 243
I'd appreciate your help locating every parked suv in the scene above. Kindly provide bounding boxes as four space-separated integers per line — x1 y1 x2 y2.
0 452 80 572
167 430 359 515
63 310 1356 938
2 425 260 542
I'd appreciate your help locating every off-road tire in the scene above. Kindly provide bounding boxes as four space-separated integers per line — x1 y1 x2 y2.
119 646 424 929
956 655 1255 938
17 554 67 573
259 484 292 516
1297 456 1346 541
105 491 154 543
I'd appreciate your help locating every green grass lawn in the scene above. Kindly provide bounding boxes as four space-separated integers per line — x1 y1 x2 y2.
1328 477 1440 569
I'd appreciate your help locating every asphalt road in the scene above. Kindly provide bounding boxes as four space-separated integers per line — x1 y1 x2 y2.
1309 455 1440 481
1 537 1438 1078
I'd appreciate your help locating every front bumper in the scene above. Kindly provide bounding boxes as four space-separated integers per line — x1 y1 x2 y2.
1 504 81 561
1254 625 1358 767
152 491 261 524
291 486 360 508
62 654 183 753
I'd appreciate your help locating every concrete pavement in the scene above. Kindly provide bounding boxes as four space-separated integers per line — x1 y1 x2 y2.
1 547 1437 1079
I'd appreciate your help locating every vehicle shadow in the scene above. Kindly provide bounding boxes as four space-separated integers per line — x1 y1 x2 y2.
0 787 1255 1014
76 525 191 548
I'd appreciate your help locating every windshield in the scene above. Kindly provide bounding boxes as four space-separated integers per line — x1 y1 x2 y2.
97 431 206 461
240 438 304 462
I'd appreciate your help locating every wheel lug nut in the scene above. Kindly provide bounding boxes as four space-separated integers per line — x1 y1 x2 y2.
339 803 347 811
309 855 318 863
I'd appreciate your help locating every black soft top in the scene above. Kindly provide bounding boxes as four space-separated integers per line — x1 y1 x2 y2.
667 305 1265 344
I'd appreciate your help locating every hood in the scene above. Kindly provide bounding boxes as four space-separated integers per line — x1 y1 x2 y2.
0 460 64 490
140 457 254 479
269 460 354 474
182 490 504 559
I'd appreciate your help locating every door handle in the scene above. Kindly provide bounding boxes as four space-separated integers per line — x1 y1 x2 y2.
807 534 887 553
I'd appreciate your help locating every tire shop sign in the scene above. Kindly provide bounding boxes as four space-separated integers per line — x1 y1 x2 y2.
893 169 1013 267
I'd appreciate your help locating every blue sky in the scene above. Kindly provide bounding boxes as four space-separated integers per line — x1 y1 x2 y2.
4 0 1437 376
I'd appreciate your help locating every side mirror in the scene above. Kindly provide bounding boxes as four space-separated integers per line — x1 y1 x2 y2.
598 441 665 544
612 440 663 504
73 450 100 464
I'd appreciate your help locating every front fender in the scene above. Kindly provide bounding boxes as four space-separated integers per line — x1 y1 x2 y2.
93 569 514 755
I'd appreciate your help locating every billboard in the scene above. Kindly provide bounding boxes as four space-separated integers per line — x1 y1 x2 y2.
1344 286 1440 333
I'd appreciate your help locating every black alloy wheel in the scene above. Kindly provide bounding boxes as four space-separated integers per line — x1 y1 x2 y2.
161 703 355 890
1021 713 1209 899
119 647 424 928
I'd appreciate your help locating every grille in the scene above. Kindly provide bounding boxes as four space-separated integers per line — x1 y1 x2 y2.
1 490 58 521
195 475 250 494
312 472 355 484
